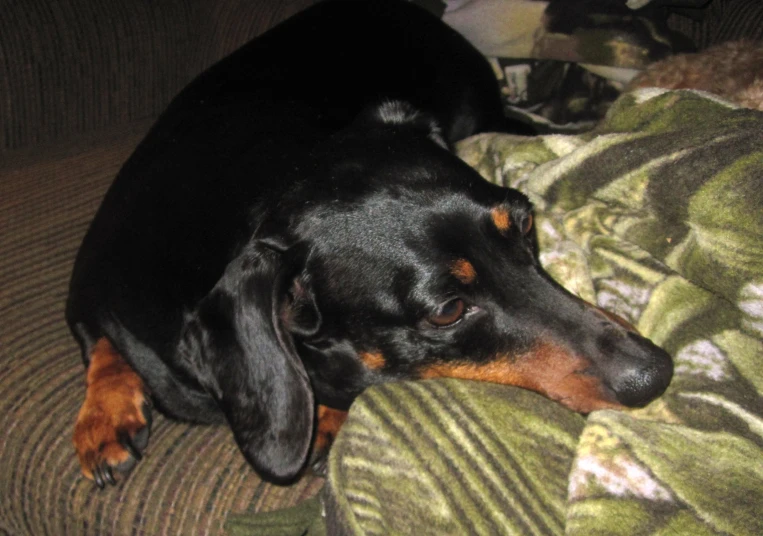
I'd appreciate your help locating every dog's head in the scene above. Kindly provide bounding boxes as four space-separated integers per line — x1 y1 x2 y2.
186 102 672 482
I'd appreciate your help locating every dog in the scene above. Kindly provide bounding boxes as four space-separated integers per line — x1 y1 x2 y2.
628 40 763 111
67 0 673 488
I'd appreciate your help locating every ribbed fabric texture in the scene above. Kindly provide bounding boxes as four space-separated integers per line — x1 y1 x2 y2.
325 380 584 535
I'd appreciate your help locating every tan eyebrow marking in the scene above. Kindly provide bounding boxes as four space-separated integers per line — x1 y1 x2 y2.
360 351 386 370
450 259 477 284
491 206 511 234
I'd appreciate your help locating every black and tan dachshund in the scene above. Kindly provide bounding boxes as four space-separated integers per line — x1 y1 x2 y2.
67 0 672 487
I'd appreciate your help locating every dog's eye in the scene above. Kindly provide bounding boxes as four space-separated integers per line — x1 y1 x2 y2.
428 299 465 327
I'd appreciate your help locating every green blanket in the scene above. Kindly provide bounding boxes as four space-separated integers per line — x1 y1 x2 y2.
228 90 763 535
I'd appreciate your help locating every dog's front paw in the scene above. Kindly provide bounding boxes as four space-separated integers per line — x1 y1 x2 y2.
307 405 347 476
73 394 151 487
73 357 151 488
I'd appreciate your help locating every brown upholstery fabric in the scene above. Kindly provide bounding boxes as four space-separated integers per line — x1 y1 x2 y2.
1 0 324 534
0 0 317 152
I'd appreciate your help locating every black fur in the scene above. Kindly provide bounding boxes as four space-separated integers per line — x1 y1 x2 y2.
67 0 672 484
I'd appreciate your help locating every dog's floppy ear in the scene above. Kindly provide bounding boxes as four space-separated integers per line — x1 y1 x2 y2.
180 241 315 483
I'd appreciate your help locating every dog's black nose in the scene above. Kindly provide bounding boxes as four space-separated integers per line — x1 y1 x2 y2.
606 333 673 407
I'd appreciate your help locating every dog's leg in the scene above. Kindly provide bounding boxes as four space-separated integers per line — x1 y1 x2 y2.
73 337 151 487
309 405 348 475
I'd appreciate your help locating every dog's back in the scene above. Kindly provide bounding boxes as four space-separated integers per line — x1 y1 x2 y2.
66 0 506 362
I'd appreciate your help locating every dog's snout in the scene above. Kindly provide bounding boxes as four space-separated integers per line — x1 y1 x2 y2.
522 284 674 411
573 302 673 407
602 332 673 407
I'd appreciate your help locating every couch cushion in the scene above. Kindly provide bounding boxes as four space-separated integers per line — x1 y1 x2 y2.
0 0 318 153
0 123 323 535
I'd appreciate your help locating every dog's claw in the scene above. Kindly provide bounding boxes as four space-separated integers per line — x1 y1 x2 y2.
93 465 105 489
91 462 117 488
103 464 116 486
